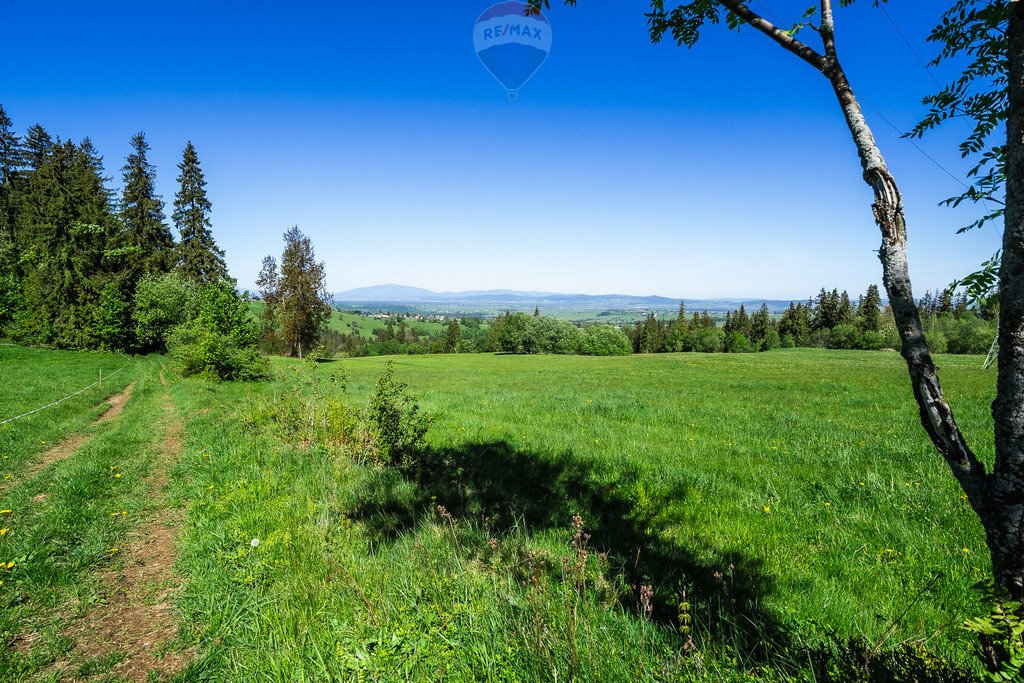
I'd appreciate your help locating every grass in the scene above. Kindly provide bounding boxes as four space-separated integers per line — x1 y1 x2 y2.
0 346 999 680
0 348 176 679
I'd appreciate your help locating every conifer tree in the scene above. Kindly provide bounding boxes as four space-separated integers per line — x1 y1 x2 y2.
444 319 460 353
277 226 331 357
0 105 20 260
838 291 855 325
173 142 225 285
21 124 53 171
858 284 882 332
120 132 173 283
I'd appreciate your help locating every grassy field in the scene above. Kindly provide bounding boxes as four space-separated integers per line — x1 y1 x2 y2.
0 346 998 681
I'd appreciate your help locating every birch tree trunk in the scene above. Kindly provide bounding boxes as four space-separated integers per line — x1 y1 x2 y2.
715 0 1022 596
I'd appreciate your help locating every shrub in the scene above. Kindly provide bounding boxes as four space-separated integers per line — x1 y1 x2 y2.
925 330 948 354
688 327 724 353
581 325 632 356
861 330 886 351
781 333 796 349
134 272 198 353
827 323 863 350
168 280 267 381
761 329 781 351
365 361 430 473
725 332 753 353
94 282 132 351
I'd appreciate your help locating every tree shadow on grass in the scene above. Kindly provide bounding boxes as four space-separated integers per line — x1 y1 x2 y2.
344 439 975 682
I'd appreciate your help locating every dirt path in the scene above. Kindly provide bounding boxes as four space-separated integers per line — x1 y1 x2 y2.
0 383 136 495
63 387 191 681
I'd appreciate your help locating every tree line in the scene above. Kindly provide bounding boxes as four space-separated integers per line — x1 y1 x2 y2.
628 285 996 355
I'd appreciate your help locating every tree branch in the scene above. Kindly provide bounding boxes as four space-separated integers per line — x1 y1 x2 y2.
716 0 826 71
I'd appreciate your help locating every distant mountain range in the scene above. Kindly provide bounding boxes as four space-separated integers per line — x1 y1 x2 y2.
332 284 796 313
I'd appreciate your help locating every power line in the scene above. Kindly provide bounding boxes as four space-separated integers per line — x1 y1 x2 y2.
879 6 942 90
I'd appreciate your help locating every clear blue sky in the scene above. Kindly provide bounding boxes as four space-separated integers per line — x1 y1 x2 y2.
2 1 1001 299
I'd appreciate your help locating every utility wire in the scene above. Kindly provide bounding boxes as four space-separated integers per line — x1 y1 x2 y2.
879 5 943 89
0 364 130 427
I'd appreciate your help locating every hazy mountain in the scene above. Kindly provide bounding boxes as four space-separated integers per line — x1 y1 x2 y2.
332 285 795 313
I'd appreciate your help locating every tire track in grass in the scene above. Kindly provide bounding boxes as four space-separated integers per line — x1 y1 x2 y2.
0 382 136 497
62 379 192 682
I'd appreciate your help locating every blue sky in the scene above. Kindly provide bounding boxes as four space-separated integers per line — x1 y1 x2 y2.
1 1 1001 299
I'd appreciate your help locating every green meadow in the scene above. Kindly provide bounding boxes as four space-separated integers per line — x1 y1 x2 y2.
0 346 998 680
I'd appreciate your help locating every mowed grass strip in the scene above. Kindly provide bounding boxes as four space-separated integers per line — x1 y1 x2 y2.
0 357 187 680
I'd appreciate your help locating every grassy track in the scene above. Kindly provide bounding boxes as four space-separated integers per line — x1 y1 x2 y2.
0 349 196 680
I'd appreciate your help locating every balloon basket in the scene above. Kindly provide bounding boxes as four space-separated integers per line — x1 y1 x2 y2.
507 90 518 101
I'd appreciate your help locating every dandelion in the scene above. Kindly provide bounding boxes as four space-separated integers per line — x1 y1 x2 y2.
824 502 831 508
208 485 214 490
858 482 865 487
250 538 261 548
962 547 971 554
114 473 122 479
763 505 772 515
4 561 14 569
0 510 11 516
107 547 119 554
0 529 7 537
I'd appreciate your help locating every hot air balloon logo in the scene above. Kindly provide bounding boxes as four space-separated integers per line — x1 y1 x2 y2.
474 2 552 100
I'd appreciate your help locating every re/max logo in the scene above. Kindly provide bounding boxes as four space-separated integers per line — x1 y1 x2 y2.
482 24 544 41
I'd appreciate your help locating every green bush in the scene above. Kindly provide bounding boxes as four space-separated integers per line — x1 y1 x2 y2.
168 280 267 381
761 329 781 351
724 331 753 353
94 282 132 351
925 330 949 354
365 361 430 472
781 333 796 349
581 325 632 356
687 327 724 353
827 323 863 350
134 272 198 353
861 330 886 351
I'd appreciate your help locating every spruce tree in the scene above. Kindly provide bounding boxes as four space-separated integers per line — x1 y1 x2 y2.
21 124 53 171
173 142 225 285
16 140 116 346
0 105 20 261
444 319 460 353
858 284 882 332
120 132 173 283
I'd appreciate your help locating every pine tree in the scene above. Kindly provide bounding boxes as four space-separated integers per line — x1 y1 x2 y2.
255 255 280 350
121 132 173 283
277 226 331 357
444 319 460 352
173 142 225 285
838 291 855 325
15 140 117 345
0 105 20 263
21 124 53 171
858 284 882 332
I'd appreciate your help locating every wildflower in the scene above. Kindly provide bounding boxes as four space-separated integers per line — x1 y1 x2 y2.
4 561 13 569
107 547 119 554
0 510 11 515
858 482 865 487
763 505 772 514
824 502 831 508
208 485 214 490
0 529 6 537
962 547 971 554
114 473 122 479
250 538 261 548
